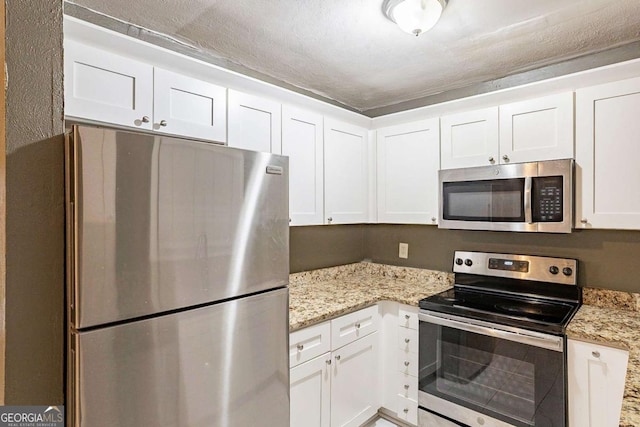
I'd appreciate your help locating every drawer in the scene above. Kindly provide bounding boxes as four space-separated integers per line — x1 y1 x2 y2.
331 305 379 349
396 371 418 401
398 306 418 330
289 321 331 368
396 395 418 425
397 349 418 377
398 327 418 354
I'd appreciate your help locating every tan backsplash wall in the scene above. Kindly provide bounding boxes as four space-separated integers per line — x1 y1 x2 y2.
291 224 640 293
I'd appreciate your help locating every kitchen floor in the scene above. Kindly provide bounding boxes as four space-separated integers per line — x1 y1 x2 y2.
364 418 401 427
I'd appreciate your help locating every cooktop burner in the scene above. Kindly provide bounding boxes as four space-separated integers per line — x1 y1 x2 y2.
419 251 582 335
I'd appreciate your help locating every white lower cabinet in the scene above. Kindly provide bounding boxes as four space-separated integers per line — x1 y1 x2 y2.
291 352 332 427
568 339 629 427
290 307 380 427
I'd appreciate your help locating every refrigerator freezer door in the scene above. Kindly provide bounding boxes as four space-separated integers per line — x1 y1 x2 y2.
69 288 289 427
67 125 289 329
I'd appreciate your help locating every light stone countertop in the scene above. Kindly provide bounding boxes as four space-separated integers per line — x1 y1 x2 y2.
289 262 453 331
567 288 640 427
290 263 640 427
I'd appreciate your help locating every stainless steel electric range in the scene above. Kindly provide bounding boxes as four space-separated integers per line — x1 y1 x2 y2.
417 251 581 427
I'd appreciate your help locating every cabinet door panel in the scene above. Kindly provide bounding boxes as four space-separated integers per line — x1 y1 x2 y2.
282 106 324 225
228 90 281 153
65 40 153 129
377 119 439 224
154 68 226 142
576 77 640 229
500 92 574 164
568 340 628 427
331 332 379 427
290 353 331 427
440 107 498 169
324 119 369 224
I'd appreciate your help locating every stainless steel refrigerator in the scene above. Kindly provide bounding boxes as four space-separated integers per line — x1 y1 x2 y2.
65 125 289 426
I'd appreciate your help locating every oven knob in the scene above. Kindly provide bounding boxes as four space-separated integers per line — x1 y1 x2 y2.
464 259 473 267
455 258 463 266
549 266 559 275
563 267 573 276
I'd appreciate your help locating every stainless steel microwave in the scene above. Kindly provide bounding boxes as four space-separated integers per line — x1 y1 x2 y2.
438 159 573 233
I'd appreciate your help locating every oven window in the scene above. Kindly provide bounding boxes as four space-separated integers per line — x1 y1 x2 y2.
419 323 564 427
443 178 525 222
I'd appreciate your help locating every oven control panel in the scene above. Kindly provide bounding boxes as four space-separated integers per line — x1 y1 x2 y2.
453 251 577 285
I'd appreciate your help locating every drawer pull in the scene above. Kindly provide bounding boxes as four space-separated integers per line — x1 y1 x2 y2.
404 384 410 390
355 322 361 329
404 361 410 367
404 338 410 343
404 314 411 320
296 344 304 351
592 351 600 358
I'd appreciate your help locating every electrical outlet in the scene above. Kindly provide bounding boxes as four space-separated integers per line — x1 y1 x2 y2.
399 242 409 259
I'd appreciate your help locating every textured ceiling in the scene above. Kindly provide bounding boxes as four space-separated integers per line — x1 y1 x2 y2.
67 0 640 112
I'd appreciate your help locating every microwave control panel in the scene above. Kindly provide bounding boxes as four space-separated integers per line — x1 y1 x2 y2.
532 176 563 222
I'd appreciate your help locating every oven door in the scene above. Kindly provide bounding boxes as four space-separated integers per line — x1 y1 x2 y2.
418 311 566 427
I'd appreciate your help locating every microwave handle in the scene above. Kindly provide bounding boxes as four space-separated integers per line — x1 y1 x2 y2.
524 176 533 223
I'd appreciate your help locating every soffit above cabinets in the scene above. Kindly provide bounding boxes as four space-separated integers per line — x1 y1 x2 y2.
65 0 640 116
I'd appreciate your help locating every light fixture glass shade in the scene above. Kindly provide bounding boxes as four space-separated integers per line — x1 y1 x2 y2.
384 0 446 36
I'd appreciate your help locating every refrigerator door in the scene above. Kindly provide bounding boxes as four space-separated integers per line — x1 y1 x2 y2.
69 288 289 427
67 125 289 329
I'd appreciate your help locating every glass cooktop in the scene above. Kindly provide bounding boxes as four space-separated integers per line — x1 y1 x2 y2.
419 287 580 335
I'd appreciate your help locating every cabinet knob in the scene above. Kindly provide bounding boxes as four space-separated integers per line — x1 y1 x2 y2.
326 359 332 365
502 155 510 162
141 116 150 123
355 322 361 329
488 156 494 163
404 361 410 367
431 217 436 223
335 355 341 361
405 314 410 320
403 408 409 414
404 338 410 343
296 344 304 351
159 120 168 127
592 351 600 358
581 218 588 224
404 384 410 390
327 217 333 224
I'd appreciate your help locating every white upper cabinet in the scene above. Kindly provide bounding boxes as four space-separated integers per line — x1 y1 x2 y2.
440 93 574 169
377 119 440 224
499 92 574 164
576 77 640 229
153 68 227 142
440 107 499 170
64 40 153 130
324 119 369 224
282 106 324 226
228 90 282 154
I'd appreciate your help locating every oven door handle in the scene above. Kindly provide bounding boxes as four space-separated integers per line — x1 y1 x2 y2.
419 312 564 352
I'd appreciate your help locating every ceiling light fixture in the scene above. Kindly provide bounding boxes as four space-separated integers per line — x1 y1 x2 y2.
382 0 448 37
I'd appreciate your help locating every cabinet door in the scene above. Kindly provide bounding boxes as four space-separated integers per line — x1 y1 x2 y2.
331 332 379 427
568 340 628 427
324 119 369 224
282 106 324 225
228 90 282 153
440 107 499 169
64 40 153 129
153 68 227 142
499 92 574 164
290 353 331 427
576 77 640 229
377 119 440 224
